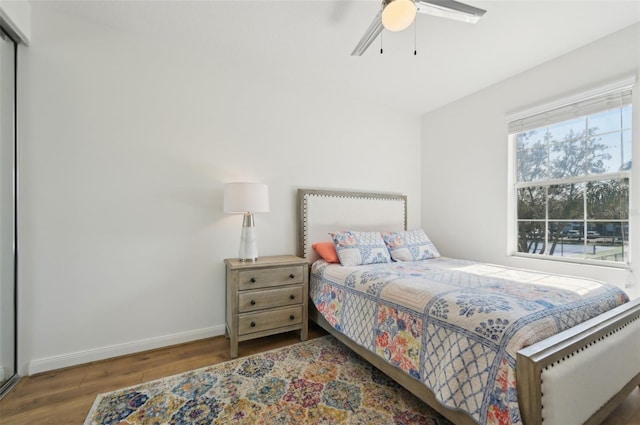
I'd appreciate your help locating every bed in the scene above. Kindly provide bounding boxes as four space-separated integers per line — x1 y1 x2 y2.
297 188 640 425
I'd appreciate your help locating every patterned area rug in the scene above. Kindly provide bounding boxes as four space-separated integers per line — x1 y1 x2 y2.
84 336 453 424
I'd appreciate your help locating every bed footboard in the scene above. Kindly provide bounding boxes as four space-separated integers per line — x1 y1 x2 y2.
517 297 640 425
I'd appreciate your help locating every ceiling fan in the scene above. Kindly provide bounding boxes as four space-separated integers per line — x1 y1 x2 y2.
352 0 486 56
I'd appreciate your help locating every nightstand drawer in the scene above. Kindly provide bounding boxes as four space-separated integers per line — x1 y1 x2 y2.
238 266 304 290
238 306 303 336
238 286 303 313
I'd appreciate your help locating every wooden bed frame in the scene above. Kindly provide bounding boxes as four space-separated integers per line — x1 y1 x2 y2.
297 188 640 425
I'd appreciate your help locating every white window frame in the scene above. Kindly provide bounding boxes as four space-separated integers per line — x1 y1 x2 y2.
507 77 635 267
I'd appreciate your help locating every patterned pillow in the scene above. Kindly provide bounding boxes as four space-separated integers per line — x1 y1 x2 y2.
329 231 391 266
381 229 440 261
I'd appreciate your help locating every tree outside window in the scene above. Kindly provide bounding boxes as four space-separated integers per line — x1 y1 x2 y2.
514 104 631 264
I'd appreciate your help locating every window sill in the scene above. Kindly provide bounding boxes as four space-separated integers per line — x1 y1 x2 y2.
510 252 628 270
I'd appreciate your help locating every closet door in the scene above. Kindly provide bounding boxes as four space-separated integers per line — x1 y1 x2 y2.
0 26 16 395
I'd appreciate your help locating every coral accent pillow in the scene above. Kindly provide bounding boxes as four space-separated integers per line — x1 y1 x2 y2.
312 242 340 263
329 230 391 266
382 229 440 261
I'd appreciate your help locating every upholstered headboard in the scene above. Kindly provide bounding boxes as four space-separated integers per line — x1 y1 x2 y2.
297 189 407 263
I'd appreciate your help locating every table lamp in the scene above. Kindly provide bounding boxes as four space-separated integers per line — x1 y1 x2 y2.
223 182 269 261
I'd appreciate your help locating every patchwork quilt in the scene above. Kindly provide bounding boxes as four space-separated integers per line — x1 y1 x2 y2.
310 257 629 425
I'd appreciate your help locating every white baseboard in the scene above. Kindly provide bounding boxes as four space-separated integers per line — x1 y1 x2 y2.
28 325 226 375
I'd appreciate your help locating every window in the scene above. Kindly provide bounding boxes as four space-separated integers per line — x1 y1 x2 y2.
509 86 632 265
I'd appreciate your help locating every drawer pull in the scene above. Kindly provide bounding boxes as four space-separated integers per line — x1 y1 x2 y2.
289 294 295 300
250 321 256 327
289 315 295 320
289 274 295 279
250 300 256 305
250 277 256 283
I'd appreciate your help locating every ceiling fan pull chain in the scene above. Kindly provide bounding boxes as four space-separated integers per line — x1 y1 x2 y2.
414 20 417 55
380 3 384 54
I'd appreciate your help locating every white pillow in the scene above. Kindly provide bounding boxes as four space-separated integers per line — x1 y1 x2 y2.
381 229 440 261
329 230 391 266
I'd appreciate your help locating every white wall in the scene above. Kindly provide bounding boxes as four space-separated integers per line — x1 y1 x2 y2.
421 23 640 296
18 5 422 374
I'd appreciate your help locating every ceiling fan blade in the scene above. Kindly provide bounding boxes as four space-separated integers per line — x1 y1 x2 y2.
415 0 486 23
351 10 383 56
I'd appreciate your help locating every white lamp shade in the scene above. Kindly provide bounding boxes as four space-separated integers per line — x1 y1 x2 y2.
224 182 269 213
382 0 416 32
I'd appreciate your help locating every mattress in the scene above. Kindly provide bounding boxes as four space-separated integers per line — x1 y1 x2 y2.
309 257 629 425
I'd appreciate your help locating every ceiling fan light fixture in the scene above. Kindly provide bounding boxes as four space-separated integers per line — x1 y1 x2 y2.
381 0 417 32
351 0 486 56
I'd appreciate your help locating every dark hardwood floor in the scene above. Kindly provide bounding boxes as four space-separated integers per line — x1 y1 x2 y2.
0 323 638 424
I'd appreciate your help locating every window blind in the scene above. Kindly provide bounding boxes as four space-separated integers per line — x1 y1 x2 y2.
508 88 633 134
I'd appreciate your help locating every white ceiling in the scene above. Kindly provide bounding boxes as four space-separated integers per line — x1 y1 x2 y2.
34 0 640 115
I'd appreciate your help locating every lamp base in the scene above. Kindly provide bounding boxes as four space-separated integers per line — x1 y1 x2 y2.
239 215 258 262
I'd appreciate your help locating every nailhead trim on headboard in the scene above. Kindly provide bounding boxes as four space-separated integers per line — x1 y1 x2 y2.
297 189 407 260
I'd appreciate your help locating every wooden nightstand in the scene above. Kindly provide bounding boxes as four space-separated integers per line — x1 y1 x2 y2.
224 255 309 358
